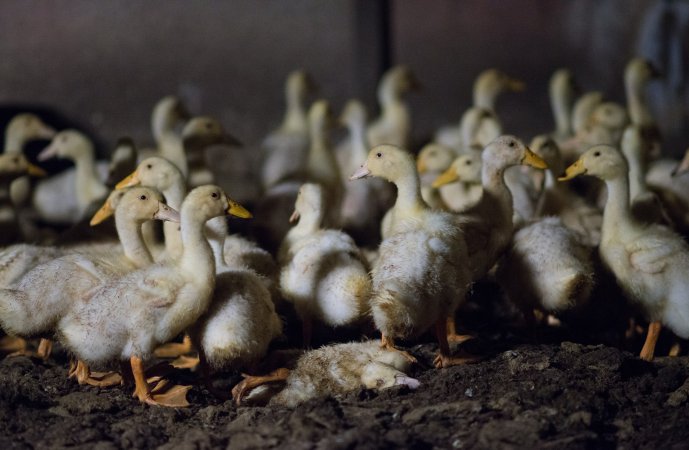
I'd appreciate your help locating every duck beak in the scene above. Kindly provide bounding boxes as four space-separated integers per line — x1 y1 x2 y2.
558 159 587 181
89 199 114 226
432 166 459 188
115 170 141 189
521 148 548 169
289 209 300 223
153 202 180 223
416 158 428 174
507 78 526 92
37 143 59 162
37 124 57 140
27 163 47 177
350 164 371 180
227 199 252 219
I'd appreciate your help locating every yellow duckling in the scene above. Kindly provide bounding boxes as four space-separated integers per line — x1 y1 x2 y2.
560 145 689 361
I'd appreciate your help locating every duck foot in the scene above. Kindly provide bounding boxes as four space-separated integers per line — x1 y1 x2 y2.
669 342 682 357
433 348 484 368
445 317 474 344
153 335 193 359
69 359 122 387
380 335 417 364
639 321 661 362
130 355 190 407
171 354 200 370
36 339 52 360
232 368 290 406
0 336 27 354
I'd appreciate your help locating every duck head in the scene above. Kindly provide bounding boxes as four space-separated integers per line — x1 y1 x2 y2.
559 144 627 182
483 135 547 171
182 116 242 150
289 183 324 223
6 113 56 144
350 144 415 183
416 144 455 174
37 130 93 162
432 153 482 188
182 185 252 221
0 153 46 181
116 156 184 193
90 186 180 226
338 99 367 129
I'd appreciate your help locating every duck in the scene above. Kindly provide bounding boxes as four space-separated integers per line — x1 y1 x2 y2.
116 156 277 288
434 69 521 152
559 145 689 361
367 65 420 149
625 57 662 159
0 153 47 246
336 99 395 243
496 216 594 324
528 135 602 246
415 143 456 211
561 91 605 162
0 186 178 368
182 116 242 188
260 70 315 191
31 130 109 224
350 144 473 368
55 185 251 406
233 341 419 407
279 183 370 346
429 152 484 213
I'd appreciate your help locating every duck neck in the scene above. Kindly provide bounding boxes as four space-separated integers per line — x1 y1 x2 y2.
602 174 634 241
551 86 573 137
392 170 427 217
481 161 513 221
347 119 369 163
72 147 108 208
152 107 178 144
474 87 497 111
179 209 216 283
379 87 409 128
283 89 308 132
162 179 187 260
625 150 648 200
4 132 25 155
206 216 229 270
159 133 188 177
626 80 654 127
115 215 153 268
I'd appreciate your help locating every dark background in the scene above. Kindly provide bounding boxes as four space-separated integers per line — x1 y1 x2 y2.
1 0 687 201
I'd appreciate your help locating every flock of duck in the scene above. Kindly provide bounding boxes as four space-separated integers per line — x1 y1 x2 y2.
1 57 689 409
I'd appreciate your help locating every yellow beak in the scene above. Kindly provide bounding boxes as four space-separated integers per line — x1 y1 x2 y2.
27 163 47 177
521 149 548 169
227 199 252 219
115 170 141 189
89 199 114 226
289 210 300 223
432 166 459 188
558 159 587 181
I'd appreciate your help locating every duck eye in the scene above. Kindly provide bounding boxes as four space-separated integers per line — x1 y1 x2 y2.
139 195 147 200
376 152 382 158
508 141 515 148
466 160 472 165
146 164 152 169
593 151 601 157
211 192 219 199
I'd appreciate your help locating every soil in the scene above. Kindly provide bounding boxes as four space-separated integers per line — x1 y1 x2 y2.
2 278 689 450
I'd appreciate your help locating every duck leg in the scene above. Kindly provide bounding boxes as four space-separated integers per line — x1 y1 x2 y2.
231 368 290 405
0 335 27 354
445 316 474 344
69 359 122 387
639 321 662 361
380 334 417 363
433 318 483 368
153 334 193 359
130 355 190 407
6 338 53 360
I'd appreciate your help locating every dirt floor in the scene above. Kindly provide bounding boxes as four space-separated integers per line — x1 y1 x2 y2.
2 278 689 450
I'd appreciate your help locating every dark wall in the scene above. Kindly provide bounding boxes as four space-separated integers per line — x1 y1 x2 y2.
1 0 687 200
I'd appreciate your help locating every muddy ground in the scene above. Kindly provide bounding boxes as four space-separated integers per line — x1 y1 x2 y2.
2 278 689 450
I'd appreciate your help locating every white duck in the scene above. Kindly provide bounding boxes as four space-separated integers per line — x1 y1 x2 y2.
234 341 419 407
0 186 178 367
260 70 314 191
415 143 456 210
182 116 242 188
336 99 395 242
625 57 662 159
351 144 473 368
560 145 689 361
497 216 594 323
0 153 47 245
367 65 420 149
430 152 484 213
279 183 370 346
549 69 577 143
55 185 251 406
32 130 109 224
